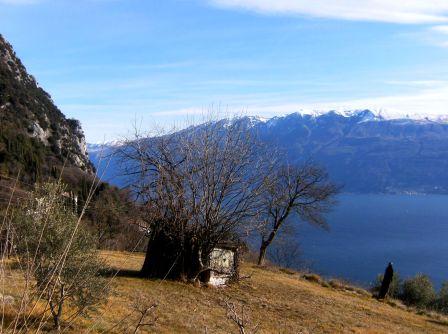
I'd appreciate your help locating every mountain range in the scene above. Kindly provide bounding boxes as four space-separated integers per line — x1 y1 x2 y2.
3 32 446 195
89 110 448 194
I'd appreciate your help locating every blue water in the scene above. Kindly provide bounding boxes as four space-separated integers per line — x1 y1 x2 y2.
296 194 448 288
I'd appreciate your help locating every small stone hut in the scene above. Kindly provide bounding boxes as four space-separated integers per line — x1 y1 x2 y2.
204 242 240 286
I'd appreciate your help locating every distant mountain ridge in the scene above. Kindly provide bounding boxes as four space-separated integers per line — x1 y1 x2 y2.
89 110 448 194
271 108 448 123
245 110 448 193
0 34 93 184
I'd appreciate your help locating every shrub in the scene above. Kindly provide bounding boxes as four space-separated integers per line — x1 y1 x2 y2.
400 274 436 308
328 279 345 290
435 281 448 314
302 273 321 284
13 181 110 330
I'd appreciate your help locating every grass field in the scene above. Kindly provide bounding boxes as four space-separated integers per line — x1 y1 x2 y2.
4 251 448 333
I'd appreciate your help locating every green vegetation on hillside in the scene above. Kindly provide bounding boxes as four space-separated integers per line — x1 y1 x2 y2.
0 34 92 185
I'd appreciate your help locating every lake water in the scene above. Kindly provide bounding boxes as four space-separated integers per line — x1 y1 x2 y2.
295 194 448 288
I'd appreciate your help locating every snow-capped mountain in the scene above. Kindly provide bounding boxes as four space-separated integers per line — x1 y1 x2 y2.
88 110 448 194
87 140 124 153
246 108 448 126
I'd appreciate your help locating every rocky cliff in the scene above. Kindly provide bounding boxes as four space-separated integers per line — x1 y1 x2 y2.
0 34 93 183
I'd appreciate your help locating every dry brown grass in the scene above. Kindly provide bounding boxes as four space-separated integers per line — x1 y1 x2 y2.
3 251 448 333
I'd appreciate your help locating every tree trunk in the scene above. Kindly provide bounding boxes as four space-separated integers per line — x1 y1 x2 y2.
49 300 62 331
140 231 203 281
53 315 61 332
257 242 268 266
257 229 278 266
140 232 181 279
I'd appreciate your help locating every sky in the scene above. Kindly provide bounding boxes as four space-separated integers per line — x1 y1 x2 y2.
2 0 448 142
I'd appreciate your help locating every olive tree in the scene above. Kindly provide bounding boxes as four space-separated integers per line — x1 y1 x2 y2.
13 182 109 330
436 281 448 313
400 274 436 308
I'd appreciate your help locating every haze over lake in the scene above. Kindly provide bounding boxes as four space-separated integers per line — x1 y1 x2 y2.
297 194 448 288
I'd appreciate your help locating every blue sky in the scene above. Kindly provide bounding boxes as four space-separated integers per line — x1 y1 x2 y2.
2 0 448 142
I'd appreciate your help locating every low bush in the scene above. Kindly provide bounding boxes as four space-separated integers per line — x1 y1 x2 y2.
400 274 436 308
435 281 448 313
302 273 322 284
12 181 111 330
371 271 448 312
328 279 345 290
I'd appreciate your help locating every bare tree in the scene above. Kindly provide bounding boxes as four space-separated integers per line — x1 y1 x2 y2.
267 232 303 269
119 118 270 282
257 164 338 266
223 299 259 334
130 293 158 334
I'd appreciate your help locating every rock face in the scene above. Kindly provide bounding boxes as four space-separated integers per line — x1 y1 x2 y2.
0 34 93 182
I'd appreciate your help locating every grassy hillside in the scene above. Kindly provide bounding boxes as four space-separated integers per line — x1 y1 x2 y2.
10 251 441 333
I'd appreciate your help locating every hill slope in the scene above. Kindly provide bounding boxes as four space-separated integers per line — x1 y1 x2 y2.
0 34 92 184
56 251 448 333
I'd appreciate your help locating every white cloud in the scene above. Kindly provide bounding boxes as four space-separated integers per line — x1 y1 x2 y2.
126 84 448 121
208 0 448 24
408 25 448 47
240 84 448 121
72 82 448 142
428 25 448 47
0 0 40 4
430 25 448 34
148 83 448 118
0 0 43 5
384 80 448 87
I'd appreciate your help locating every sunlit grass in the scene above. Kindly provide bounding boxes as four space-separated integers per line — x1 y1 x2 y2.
3 251 448 333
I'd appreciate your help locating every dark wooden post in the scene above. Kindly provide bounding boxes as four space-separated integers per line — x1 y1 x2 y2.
378 262 394 299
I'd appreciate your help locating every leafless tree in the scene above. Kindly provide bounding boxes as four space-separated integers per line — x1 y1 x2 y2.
119 118 271 282
223 299 259 334
130 294 158 334
257 164 338 266
267 232 303 269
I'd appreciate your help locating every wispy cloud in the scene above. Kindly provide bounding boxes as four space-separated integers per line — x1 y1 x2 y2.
427 25 448 47
401 24 448 48
430 25 448 34
67 80 448 142
244 84 448 120
146 83 448 120
385 80 448 88
208 0 448 24
0 0 41 4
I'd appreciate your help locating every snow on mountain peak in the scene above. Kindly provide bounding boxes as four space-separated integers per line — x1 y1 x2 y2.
87 140 124 152
264 108 448 124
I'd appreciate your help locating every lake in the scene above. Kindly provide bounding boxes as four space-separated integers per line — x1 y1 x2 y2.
295 193 448 289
